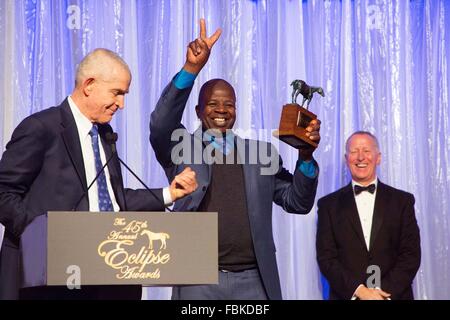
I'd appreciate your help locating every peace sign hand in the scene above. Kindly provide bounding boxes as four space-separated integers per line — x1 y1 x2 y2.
184 18 222 74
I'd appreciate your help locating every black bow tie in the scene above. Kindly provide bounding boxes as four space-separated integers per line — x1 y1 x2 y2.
354 184 376 195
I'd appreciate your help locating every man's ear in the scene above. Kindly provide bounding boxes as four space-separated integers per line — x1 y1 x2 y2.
195 105 201 119
82 78 95 96
376 152 382 165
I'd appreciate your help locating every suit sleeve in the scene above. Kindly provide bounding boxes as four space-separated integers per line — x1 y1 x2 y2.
380 194 421 299
149 80 193 171
0 117 48 237
123 188 165 211
273 154 319 214
316 197 363 299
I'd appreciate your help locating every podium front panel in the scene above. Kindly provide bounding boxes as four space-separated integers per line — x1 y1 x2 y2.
21 211 218 287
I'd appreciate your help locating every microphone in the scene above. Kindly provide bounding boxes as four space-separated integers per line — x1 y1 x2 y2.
105 131 118 154
104 130 173 212
104 130 128 211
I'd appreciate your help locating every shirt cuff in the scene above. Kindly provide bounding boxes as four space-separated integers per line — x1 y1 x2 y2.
298 159 318 178
162 187 173 206
173 69 197 89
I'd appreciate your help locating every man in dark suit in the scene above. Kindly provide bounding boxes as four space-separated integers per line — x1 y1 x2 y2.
0 48 197 300
150 19 321 300
316 131 421 300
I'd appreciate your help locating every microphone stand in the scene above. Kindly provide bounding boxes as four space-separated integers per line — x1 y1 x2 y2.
105 132 173 212
71 153 116 211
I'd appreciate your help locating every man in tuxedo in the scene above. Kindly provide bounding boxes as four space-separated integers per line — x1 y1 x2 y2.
0 48 197 300
316 131 421 300
150 19 321 300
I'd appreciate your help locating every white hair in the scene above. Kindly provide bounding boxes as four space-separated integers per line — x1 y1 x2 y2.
75 48 130 87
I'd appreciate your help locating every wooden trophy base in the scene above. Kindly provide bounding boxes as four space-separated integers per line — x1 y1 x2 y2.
273 103 318 149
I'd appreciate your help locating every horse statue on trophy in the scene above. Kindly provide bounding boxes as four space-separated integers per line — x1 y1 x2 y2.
290 79 325 109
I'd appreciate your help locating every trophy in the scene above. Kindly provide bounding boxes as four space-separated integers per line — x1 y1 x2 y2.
273 80 324 149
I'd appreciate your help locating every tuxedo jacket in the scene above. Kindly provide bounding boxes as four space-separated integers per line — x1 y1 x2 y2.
0 99 165 299
316 181 421 300
150 81 319 300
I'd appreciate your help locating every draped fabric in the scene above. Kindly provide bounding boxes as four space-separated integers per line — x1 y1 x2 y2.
0 0 449 299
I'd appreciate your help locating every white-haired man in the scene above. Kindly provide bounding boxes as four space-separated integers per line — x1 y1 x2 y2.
0 48 197 300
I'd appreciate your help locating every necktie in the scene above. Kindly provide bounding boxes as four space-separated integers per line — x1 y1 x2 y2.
89 124 114 211
354 184 376 195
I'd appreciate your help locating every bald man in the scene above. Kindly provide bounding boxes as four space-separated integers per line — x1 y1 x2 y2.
150 20 321 300
0 48 197 300
316 131 420 300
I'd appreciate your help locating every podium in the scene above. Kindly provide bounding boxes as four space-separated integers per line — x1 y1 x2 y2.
20 211 218 288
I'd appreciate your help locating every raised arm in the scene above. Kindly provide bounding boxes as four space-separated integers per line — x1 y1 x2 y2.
150 19 221 168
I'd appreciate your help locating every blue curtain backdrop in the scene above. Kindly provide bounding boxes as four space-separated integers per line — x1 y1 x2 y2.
0 0 449 300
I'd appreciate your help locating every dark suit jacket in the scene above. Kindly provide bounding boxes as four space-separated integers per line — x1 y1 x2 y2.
0 99 165 299
316 181 421 300
150 81 319 300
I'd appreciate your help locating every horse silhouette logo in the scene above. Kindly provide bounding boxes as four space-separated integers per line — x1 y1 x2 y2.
141 229 170 250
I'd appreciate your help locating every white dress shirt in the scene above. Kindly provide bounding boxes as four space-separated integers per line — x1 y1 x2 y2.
68 97 173 210
352 178 378 251
68 97 121 212
351 178 378 299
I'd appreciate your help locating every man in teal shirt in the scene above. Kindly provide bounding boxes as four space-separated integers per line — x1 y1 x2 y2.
150 19 321 300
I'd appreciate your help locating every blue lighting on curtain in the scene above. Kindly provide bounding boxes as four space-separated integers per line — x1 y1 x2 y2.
0 0 449 300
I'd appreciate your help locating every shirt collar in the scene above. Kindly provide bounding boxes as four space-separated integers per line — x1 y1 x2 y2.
203 129 235 149
68 96 94 138
352 178 378 188
204 130 234 156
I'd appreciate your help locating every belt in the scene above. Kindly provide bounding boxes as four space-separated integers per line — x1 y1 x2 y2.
219 267 257 273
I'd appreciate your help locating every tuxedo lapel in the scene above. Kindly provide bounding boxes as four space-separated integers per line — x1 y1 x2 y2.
340 183 367 249
369 180 388 250
60 100 88 192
